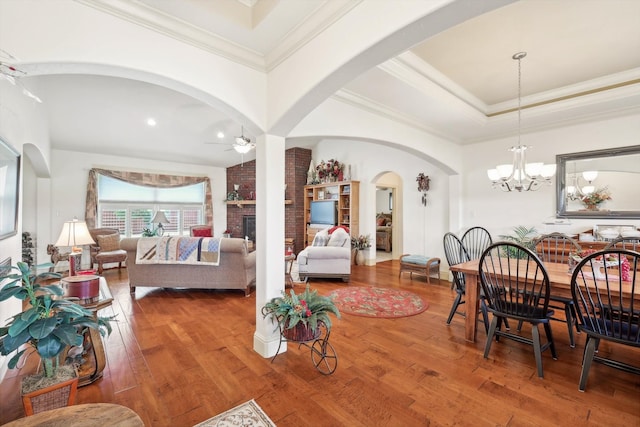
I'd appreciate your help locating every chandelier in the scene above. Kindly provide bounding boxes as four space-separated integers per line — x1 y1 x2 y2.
567 169 598 200
487 52 555 192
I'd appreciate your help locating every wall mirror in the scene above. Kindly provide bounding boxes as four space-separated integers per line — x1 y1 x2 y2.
556 145 640 219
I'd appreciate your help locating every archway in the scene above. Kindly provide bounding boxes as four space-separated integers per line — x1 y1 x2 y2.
374 171 402 262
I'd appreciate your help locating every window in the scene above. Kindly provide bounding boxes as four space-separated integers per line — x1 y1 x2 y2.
97 175 205 237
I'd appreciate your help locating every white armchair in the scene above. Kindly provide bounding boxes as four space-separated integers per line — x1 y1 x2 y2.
297 227 351 282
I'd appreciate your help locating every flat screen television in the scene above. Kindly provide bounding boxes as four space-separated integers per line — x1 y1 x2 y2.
310 200 337 226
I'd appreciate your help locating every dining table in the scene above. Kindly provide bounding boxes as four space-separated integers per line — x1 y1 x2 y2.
449 258 638 343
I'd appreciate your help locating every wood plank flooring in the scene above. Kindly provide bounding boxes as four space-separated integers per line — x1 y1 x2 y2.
1 261 639 426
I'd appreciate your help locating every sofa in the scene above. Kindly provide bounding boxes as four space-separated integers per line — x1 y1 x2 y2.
297 226 351 282
120 237 256 296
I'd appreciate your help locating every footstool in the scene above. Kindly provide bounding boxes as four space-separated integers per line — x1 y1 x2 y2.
399 254 441 284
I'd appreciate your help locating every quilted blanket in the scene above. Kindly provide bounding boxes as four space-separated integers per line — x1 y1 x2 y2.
136 236 222 266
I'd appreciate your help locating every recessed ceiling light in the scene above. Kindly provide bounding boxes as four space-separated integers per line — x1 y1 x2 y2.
217 131 224 139
147 118 157 126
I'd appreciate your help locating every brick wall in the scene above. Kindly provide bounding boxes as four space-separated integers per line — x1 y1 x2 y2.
226 147 311 254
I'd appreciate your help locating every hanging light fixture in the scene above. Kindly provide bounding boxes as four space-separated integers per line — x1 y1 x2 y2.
567 169 598 200
487 52 556 192
0 49 42 103
233 126 254 154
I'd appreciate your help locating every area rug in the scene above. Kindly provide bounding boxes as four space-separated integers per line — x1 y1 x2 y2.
329 287 428 318
194 399 275 427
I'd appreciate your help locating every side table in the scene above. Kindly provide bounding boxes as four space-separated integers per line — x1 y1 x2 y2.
61 276 113 386
285 253 296 288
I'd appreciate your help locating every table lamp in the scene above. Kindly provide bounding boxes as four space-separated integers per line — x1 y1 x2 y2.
150 211 169 236
55 218 96 276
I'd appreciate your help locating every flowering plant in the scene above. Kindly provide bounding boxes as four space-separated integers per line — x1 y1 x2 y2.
262 285 340 332
581 187 611 209
351 234 371 250
316 159 344 180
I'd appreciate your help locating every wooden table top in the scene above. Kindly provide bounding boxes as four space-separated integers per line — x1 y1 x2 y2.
3 403 144 427
451 259 638 300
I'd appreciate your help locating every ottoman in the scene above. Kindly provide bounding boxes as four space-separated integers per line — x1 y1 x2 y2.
399 254 441 284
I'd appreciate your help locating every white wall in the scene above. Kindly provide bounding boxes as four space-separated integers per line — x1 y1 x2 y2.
49 149 228 257
461 113 640 239
313 139 448 264
0 78 50 381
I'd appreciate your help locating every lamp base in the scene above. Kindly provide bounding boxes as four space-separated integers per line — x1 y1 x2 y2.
69 252 82 277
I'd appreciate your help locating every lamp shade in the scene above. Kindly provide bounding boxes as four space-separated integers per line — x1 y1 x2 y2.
150 211 169 224
55 219 95 248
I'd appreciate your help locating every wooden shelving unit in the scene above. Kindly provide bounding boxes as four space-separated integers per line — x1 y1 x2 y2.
303 181 359 247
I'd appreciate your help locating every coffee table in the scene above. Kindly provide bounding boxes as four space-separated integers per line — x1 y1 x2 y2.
61 276 113 386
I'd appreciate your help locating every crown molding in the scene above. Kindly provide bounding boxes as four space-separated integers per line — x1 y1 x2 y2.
265 0 361 72
332 89 459 143
76 0 266 71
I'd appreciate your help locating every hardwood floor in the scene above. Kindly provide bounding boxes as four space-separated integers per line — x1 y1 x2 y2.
1 261 639 426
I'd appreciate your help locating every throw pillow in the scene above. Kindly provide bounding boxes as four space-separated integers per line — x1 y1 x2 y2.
328 225 349 235
97 233 120 252
327 228 349 247
312 229 330 246
376 217 386 226
192 227 212 237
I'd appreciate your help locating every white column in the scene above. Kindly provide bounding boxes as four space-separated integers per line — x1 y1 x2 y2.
253 134 287 357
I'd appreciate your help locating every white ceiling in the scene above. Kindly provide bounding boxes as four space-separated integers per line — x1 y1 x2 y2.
14 0 640 167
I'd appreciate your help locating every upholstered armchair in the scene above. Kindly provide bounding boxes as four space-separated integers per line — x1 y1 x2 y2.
297 227 351 282
88 228 127 274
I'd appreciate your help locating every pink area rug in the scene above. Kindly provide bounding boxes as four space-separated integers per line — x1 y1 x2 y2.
329 287 428 318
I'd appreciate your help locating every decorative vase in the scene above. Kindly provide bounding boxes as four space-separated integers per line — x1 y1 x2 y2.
351 248 357 265
584 203 600 211
356 249 366 265
282 321 320 342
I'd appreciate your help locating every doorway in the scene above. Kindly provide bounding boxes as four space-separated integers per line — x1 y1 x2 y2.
374 172 401 263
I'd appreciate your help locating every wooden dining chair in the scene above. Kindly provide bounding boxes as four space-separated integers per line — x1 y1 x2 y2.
570 249 640 391
479 242 557 378
461 226 492 260
443 232 489 331
532 232 582 347
604 236 640 252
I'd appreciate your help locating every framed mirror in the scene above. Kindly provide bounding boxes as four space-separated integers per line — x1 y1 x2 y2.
556 145 640 219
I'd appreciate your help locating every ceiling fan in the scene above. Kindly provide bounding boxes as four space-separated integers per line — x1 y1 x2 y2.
206 126 255 154
232 127 255 154
0 49 42 103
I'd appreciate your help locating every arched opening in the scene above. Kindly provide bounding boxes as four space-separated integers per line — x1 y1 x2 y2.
374 171 402 263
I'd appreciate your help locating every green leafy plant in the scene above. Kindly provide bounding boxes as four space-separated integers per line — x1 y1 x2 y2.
141 227 157 237
263 285 340 333
0 262 114 379
498 225 538 258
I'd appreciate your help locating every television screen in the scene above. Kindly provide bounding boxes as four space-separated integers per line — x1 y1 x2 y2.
310 200 337 226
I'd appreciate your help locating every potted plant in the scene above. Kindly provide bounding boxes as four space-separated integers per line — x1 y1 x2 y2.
580 187 612 211
0 262 114 414
351 234 371 265
262 285 340 341
141 227 157 237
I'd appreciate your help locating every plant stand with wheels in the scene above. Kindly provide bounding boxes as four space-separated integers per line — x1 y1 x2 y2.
262 308 338 375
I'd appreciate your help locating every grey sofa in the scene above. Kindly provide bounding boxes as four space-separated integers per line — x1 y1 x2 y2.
120 237 256 296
